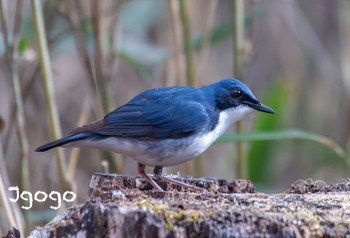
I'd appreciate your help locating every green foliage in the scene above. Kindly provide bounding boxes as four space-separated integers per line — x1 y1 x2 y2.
18 37 30 55
218 130 346 160
83 21 93 35
247 81 287 183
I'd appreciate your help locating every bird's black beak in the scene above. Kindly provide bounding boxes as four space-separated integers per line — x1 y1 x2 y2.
244 101 275 114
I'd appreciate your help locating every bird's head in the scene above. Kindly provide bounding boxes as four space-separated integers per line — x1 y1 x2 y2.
209 78 275 114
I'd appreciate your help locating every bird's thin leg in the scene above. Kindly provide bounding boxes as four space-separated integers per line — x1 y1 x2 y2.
153 166 206 192
153 166 163 176
137 163 164 191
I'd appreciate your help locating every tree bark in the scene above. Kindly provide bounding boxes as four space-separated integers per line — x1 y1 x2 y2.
28 174 350 238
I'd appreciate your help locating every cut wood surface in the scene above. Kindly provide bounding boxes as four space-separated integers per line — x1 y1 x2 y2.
29 174 350 238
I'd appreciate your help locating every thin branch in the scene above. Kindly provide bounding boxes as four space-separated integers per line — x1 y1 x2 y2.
0 143 24 235
197 0 218 79
232 0 246 179
13 0 23 42
91 0 109 112
179 0 197 176
67 100 90 181
179 0 195 87
62 0 95 84
106 0 123 66
232 0 244 78
62 0 104 115
0 0 11 66
168 0 182 86
31 0 71 193
1 0 29 233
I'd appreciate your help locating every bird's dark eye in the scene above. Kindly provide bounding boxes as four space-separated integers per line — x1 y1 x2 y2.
231 88 243 98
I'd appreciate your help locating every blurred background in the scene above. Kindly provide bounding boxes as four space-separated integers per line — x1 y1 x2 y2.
1 0 350 235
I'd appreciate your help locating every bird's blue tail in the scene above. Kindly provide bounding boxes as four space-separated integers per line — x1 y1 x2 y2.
35 133 93 152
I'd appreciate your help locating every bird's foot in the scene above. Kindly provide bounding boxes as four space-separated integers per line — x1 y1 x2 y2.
138 164 207 192
137 163 164 191
154 174 207 193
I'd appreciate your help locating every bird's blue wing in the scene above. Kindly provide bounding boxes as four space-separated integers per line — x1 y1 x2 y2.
96 100 214 139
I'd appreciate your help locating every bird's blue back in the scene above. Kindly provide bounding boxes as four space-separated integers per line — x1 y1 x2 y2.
96 86 219 139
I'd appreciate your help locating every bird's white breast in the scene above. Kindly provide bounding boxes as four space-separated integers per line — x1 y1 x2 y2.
188 106 253 157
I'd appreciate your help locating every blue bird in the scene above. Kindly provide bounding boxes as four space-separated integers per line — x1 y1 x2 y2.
36 78 274 191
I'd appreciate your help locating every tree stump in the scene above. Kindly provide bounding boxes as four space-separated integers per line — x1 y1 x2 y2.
29 174 350 238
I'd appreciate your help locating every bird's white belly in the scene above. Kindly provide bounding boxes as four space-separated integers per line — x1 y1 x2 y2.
69 106 252 167
71 136 206 167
